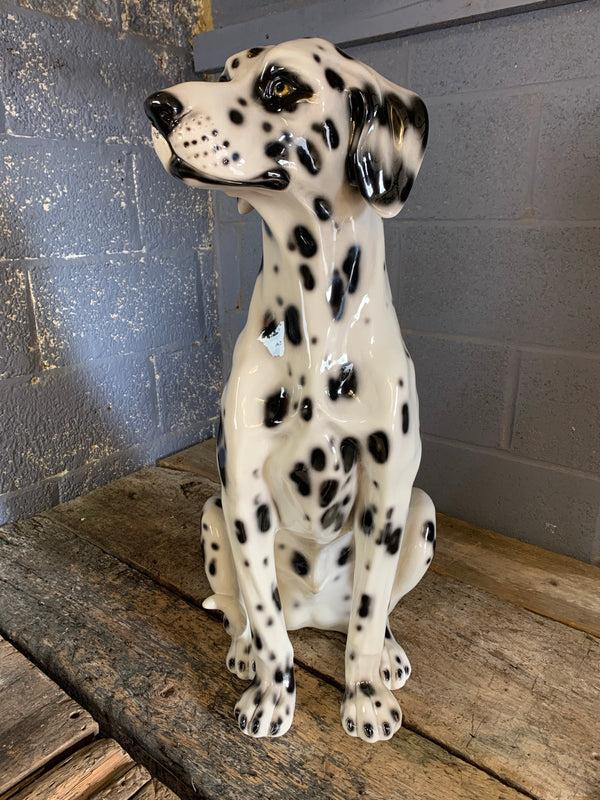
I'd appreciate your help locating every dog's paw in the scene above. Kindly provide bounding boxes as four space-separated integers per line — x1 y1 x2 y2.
341 679 402 742
234 665 296 737
380 630 411 690
225 633 255 681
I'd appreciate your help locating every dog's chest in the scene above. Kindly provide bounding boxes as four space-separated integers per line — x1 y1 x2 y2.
264 429 359 543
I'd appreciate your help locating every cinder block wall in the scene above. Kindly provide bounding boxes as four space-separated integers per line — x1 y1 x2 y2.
213 1 600 562
0 0 220 524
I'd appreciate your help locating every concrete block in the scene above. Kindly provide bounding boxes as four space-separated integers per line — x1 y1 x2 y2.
156 342 221 434
347 37 410 87
512 352 600 474
1 6 194 144
534 83 600 220
134 147 212 251
0 355 158 494
238 217 264 308
0 481 58 526
28 252 207 368
404 94 538 220
121 0 202 48
417 437 600 563
405 333 511 448
220 308 248 373
0 264 35 379
14 0 117 27
409 1 600 96
216 222 242 311
58 446 146 504
0 138 140 260
388 223 600 353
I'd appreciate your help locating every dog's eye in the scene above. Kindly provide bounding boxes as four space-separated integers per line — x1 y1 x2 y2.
272 80 292 98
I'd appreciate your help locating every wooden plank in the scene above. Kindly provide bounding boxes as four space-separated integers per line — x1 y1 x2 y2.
434 513 600 637
90 764 151 800
157 440 218 483
130 781 180 800
47 466 219 605
160 439 600 636
0 638 98 799
43 468 600 799
0 514 530 800
9 739 133 800
193 0 582 71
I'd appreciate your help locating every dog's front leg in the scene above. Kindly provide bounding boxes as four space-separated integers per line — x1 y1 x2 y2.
220 447 296 738
341 440 418 742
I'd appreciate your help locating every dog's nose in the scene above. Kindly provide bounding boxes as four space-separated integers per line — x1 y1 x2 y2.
144 91 183 138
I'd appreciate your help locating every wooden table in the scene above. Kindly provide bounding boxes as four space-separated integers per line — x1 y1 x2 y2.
0 439 598 800
0 637 177 799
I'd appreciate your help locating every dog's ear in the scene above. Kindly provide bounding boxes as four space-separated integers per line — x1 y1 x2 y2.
346 81 428 218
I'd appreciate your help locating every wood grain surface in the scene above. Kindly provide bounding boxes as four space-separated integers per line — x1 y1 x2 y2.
0 513 533 800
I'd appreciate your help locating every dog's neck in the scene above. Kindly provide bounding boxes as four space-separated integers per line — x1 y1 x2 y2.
245 192 389 317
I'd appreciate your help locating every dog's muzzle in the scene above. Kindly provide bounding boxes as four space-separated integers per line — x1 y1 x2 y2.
144 91 183 139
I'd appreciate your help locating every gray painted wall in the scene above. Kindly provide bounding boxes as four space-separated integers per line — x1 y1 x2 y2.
211 0 600 562
0 0 220 524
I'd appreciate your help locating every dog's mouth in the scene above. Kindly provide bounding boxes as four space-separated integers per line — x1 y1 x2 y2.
145 92 289 192
167 150 290 191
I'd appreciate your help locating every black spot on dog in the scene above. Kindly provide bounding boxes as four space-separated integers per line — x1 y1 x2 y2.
256 504 271 532
300 397 313 421
229 109 244 124
346 718 355 732
325 68 345 91
328 269 345 320
294 225 317 258
424 521 436 542
217 445 227 488
340 437 359 473
299 263 315 290
328 363 357 400
314 197 332 220
284 305 302 345
402 402 410 434
272 586 282 610
235 520 247 544
337 545 351 566
264 388 289 427
342 245 360 294
290 462 311 497
291 550 309 576
358 594 371 618
248 47 264 58
382 721 392 737
391 708 400 722
261 310 278 339
384 526 403 555
368 431 389 463
297 139 320 175
360 507 375 535
254 632 263 650
321 502 345 531
311 447 326 471
265 141 287 159
231 58 240 69
359 681 375 697
208 558 217 576
319 479 339 507
262 121 272 132
322 118 339 149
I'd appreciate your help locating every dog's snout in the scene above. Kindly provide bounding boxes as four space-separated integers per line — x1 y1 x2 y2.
144 90 183 138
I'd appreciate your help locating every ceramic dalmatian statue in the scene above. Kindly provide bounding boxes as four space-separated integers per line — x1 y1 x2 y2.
145 37 435 743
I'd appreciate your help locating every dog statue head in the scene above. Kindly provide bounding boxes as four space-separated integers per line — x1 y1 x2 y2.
145 37 427 219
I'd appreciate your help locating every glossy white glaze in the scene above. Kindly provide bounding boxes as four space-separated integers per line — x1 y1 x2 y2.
146 37 435 742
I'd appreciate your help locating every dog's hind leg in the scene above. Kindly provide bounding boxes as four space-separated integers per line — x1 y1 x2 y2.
379 487 436 690
201 495 254 680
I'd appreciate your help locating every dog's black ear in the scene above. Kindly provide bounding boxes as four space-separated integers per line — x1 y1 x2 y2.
346 83 428 218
